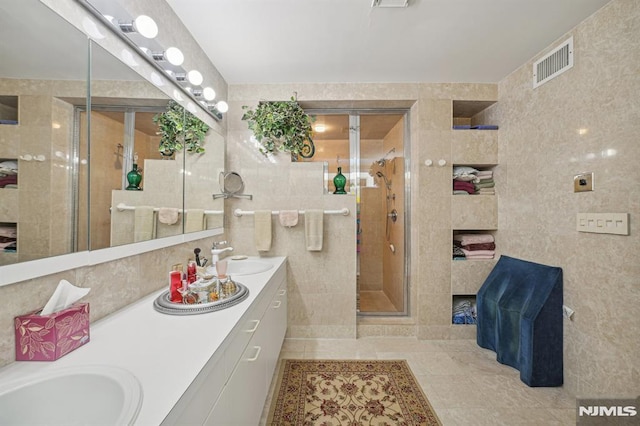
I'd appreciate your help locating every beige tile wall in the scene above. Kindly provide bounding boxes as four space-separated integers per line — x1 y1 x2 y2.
227 83 498 340
488 0 639 398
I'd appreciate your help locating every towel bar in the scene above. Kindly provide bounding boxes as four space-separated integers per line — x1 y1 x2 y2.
233 208 349 217
114 203 223 215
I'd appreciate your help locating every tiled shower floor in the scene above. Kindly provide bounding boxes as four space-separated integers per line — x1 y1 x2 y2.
358 290 399 312
260 337 576 425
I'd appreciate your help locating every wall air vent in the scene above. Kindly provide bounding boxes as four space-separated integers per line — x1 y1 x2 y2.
533 36 574 88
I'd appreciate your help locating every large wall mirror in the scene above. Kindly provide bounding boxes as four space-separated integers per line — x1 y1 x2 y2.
0 0 224 285
0 0 89 266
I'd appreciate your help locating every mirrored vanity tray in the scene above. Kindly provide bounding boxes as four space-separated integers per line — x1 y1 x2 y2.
153 282 249 315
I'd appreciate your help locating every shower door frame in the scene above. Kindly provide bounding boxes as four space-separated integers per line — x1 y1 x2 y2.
306 108 411 316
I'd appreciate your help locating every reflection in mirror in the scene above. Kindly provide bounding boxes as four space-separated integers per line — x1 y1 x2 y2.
0 1 89 265
87 41 182 250
87 41 225 249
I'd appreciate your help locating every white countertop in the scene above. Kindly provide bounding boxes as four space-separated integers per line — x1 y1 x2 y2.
0 256 287 426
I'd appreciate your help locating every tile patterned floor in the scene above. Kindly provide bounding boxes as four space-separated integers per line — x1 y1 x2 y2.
261 337 576 425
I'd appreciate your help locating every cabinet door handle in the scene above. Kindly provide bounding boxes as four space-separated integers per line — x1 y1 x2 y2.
247 346 261 362
278 289 286 296
245 320 260 333
272 300 282 309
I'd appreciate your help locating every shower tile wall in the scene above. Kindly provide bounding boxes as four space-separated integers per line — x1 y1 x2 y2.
381 118 405 311
359 187 384 292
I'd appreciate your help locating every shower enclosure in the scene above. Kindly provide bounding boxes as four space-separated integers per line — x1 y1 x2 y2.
304 110 410 315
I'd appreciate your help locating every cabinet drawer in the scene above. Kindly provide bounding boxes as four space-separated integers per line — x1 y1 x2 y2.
222 265 285 379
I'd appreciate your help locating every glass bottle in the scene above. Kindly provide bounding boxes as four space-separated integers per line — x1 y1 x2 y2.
126 163 142 190
333 166 347 194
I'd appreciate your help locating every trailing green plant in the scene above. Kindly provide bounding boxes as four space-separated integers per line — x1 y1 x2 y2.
153 100 210 155
241 96 315 158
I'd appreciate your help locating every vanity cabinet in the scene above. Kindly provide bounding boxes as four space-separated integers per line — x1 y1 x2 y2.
205 275 287 425
161 263 287 426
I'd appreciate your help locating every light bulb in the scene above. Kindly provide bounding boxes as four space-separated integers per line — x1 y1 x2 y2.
202 87 216 101
165 47 184 66
216 101 229 113
314 124 326 133
134 15 158 39
187 70 203 86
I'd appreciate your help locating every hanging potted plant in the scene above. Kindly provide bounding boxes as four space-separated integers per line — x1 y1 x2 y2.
241 96 315 158
153 100 210 156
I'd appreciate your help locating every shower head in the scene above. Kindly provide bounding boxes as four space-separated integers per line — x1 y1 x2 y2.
376 171 392 190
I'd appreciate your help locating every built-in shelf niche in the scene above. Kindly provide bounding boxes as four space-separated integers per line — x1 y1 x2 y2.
0 222 17 257
452 100 497 128
452 294 477 325
0 96 19 125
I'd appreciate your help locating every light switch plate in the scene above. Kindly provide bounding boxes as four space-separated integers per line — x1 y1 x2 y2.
574 172 594 192
576 213 630 235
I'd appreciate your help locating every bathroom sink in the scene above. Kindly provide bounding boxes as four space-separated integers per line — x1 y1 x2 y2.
0 365 142 425
207 259 273 276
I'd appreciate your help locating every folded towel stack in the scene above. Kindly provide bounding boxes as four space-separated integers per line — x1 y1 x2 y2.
452 167 496 195
0 160 18 189
0 224 17 253
453 233 495 260
474 170 495 194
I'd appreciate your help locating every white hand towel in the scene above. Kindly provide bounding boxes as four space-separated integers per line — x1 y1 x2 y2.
254 210 272 251
305 209 324 251
158 207 179 225
278 210 299 227
185 209 205 232
134 206 156 242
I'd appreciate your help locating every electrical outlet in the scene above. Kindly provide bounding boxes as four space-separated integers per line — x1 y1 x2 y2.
562 305 575 320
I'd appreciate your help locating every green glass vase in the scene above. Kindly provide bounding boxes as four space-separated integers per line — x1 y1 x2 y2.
126 163 142 190
333 166 347 194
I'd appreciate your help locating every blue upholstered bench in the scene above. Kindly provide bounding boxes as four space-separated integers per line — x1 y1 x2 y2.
476 255 563 387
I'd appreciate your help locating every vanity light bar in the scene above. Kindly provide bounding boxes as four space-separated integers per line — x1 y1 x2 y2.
74 0 227 121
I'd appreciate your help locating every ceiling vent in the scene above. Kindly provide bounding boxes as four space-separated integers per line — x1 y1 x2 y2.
533 36 574 88
371 0 409 8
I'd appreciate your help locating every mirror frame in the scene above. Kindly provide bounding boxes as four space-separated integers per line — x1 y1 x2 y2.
0 1 223 287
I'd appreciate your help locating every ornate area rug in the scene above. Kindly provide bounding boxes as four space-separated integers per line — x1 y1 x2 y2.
267 359 441 425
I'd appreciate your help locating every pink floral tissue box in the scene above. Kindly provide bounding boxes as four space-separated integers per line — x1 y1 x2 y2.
14 303 90 361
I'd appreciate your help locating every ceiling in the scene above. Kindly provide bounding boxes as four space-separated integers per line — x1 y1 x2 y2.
166 0 612 85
